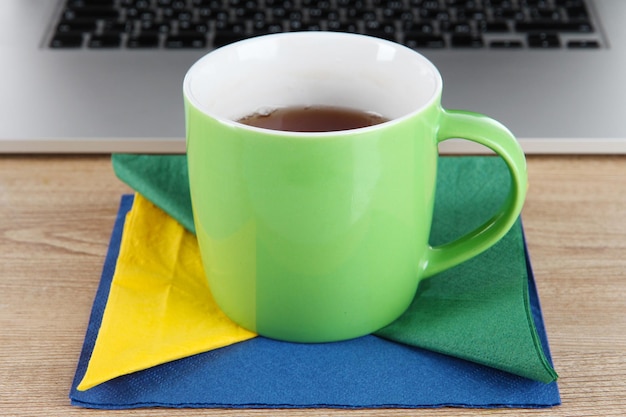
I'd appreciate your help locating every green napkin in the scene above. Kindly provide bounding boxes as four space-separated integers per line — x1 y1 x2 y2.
112 154 195 234
376 157 556 383
112 153 557 383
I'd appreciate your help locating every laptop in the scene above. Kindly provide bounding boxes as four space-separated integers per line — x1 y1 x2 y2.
1 0 625 154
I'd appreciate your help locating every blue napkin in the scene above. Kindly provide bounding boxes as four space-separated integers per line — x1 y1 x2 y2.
69 195 560 409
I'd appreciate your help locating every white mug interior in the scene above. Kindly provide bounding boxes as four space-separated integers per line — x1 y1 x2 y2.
183 32 443 131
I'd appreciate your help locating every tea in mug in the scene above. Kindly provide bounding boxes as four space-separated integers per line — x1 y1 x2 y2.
237 105 389 132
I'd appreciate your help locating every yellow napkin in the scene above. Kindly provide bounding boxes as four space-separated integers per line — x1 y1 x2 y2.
77 193 256 391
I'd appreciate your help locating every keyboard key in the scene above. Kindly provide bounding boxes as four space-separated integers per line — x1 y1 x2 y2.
404 34 446 48
67 0 115 5
307 8 340 22
253 22 285 34
170 0 191 8
49 33 83 48
235 8 266 20
88 33 121 48
456 8 487 21
127 33 160 48
379 0 405 7
478 20 509 32
295 23 324 31
441 21 472 34
417 9 450 21
215 21 247 34
419 0 441 10
303 0 331 7
555 0 586 5
165 34 206 48
326 21 359 32
515 21 593 32
270 6 291 20
561 2 591 20
126 8 156 21
198 8 229 20
490 40 523 48
451 33 484 47
56 20 96 33
63 7 119 20
266 0 297 7
527 32 561 47
567 39 599 48
341 1 367 10
382 7 414 22
493 8 525 21
288 19 321 31
403 22 435 33
124 0 152 8
140 20 172 34
346 8 378 21
178 21 208 33
104 20 132 33
364 21 396 32
191 0 221 5
529 8 562 21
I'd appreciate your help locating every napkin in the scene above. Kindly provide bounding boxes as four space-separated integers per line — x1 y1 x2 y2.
111 154 558 382
70 193 560 409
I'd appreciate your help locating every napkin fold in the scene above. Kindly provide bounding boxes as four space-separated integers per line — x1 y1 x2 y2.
111 153 557 383
70 193 560 409
112 154 195 234
76 194 256 391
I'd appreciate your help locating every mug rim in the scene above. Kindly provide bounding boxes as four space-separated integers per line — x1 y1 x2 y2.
183 32 443 138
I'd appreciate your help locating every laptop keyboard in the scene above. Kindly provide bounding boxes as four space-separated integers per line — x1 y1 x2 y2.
48 0 602 50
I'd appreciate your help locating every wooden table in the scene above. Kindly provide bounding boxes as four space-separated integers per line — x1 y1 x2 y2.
1 155 625 416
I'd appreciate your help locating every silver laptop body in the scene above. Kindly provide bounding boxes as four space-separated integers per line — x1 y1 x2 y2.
1 0 624 154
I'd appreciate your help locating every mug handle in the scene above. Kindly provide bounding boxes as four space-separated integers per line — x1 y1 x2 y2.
422 109 528 278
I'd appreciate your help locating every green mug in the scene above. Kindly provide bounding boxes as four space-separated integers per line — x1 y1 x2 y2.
184 32 527 343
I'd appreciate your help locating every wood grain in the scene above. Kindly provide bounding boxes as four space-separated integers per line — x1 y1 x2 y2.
1 155 625 416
